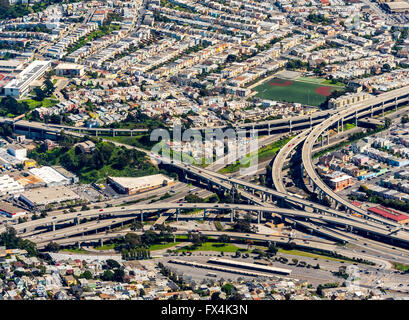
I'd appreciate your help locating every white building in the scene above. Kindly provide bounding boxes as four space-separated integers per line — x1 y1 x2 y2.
7 145 27 160
29 166 70 187
0 174 24 196
3 60 52 98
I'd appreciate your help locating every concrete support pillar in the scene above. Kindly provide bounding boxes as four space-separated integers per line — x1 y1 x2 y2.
341 118 344 132
257 211 261 224
337 120 340 133
203 208 206 220
289 119 292 133
355 110 358 126
52 222 55 231
230 209 234 223
130 130 133 137
113 130 116 137
140 210 143 223
100 239 103 246
321 134 324 147
77 242 80 249
176 208 180 221
309 116 312 128
371 105 373 117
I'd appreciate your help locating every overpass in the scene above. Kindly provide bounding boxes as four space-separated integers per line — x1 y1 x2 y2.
7 198 409 247
301 85 409 231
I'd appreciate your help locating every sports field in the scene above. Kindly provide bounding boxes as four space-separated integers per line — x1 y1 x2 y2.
253 77 345 107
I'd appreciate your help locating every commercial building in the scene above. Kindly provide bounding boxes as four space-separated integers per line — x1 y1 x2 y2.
29 166 71 187
3 60 51 98
368 206 409 224
108 174 175 194
326 172 354 192
19 186 80 208
0 174 24 196
0 201 26 218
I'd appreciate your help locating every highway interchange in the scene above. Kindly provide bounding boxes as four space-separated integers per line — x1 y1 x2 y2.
4 85 409 281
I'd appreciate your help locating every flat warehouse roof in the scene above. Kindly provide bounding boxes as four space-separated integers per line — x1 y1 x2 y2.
108 174 174 189
20 186 80 204
0 200 25 214
208 258 292 275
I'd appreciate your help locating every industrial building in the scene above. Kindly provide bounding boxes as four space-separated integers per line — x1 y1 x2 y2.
29 166 71 187
19 186 81 208
3 60 51 98
108 174 175 194
0 201 26 218
368 206 409 224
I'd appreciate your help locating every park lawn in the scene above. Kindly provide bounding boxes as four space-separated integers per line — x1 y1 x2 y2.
219 136 293 173
149 242 182 251
278 248 351 263
253 77 344 107
21 98 59 110
94 244 116 250
61 248 90 254
343 123 356 131
177 242 240 253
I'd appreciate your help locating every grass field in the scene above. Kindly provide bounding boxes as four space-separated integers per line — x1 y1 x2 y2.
253 77 345 107
149 242 182 251
21 98 60 110
177 242 240 253
278 249 351 263
94 244 116 251
61 248 90 254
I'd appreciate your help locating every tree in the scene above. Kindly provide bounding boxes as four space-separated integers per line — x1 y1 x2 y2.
101 270 114 281
384 117 392 128
221 283 234 296
45 241 60 253
217 234 230 244
124 233 142 248
113 268 125 282
33 87 46 101
211 292 223 300
80 270 93 280
142 230 159 245
105 259 120 270
267 242 278 256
